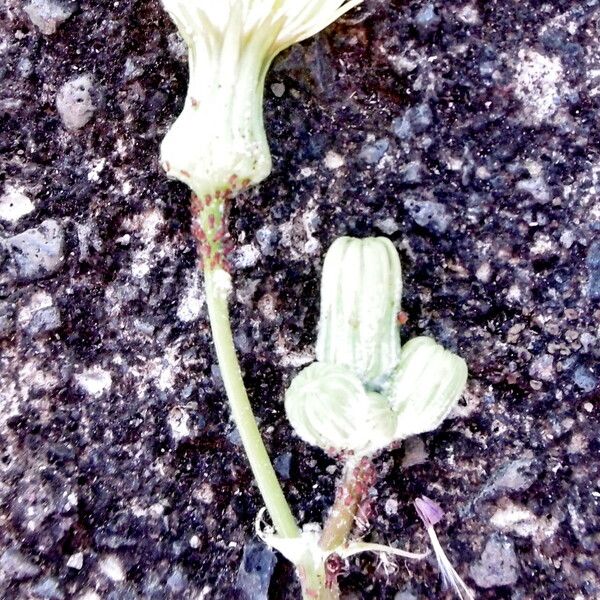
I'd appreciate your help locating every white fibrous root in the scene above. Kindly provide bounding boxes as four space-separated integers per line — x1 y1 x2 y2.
256 508 427 591
284 236 468 457
160 0 362 199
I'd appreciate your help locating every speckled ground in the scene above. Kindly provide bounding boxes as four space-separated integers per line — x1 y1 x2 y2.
1 1 599 599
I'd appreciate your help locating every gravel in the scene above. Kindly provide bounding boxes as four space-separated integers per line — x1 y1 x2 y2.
236 542 277 600
1 1 599 598
55 75 96 130
469 535 520 588
0 548 41 581
23 0 75 35
4 219 65 283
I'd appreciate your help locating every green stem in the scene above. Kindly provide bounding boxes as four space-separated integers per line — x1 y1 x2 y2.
204 266 299 540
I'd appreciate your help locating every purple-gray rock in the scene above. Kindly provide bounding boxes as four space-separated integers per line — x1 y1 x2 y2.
480 457 539 500
470 535 519 588
359 138 390 164
404 198 451 234
31 577 65 600
274 452 292 480
0 548 41 581
56 75 96 130
0 300 15 338
18 291 61 336
24 0 76 35
415 4 441 35
166 566 188 594
4 219 64 282
237 542 277 600
586 240 600 300
573 365 597 393
393 103 434 139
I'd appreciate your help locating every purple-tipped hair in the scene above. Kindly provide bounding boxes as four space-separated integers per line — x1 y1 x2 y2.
414 496 445 528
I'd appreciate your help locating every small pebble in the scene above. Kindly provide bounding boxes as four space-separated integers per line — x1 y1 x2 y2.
359 138 389 165
237 542 276 600
24 0 75 35
67 553 84 570
274 452 292 480
470 535 520 588
0 185 35 223
573 366 597 393
0 548 41 581
271 82 285 97
166 567 188 594
56 75 96 130
5 219 65 282
99 555 126 583
17 291 61 336
405 198 451 234
528 354 554 383
415 4 441 35
31 578 64 599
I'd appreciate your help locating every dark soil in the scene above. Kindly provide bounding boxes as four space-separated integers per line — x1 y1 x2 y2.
1 1 599 599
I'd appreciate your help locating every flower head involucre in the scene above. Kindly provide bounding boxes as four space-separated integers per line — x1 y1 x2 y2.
316 236 402 386
160 0 362 199
385 337 468 440
285 362 396 455
284 237 469 458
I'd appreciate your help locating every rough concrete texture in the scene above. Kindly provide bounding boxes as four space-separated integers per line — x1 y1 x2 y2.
0 1 599 599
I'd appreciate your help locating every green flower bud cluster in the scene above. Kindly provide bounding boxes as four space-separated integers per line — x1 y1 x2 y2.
285 236 468 457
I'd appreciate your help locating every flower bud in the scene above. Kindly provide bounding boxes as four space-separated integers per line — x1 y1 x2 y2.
285 362 396 456
384 337 468 440
316 237 402 386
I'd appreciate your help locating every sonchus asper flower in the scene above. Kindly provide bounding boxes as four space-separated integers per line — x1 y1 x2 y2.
160 0 362 201
285 236 468 457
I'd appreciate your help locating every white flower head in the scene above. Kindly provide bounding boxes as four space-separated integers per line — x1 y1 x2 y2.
160 0 362 199
285 362 396 456
385 337 468 440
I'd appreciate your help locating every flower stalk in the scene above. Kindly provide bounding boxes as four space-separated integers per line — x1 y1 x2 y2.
203 262 299 539
319 457 376 552
161 0 365 544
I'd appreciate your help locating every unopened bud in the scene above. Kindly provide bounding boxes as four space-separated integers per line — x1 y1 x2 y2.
316 237 402 386
385 337 468 440
284 362 396 455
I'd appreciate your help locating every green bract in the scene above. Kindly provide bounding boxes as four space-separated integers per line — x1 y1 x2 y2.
316 236 402 386
285 236 468 457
